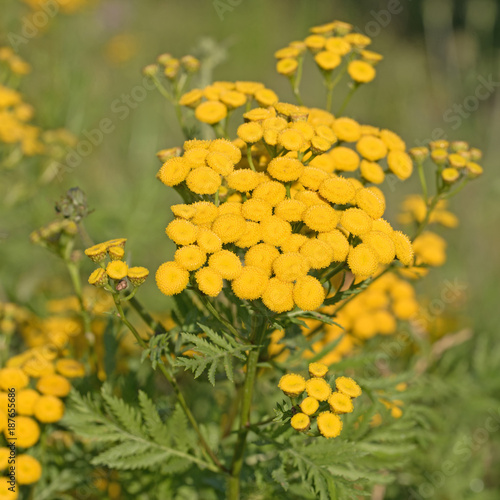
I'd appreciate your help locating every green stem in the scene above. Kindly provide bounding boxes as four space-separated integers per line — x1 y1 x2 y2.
227 317 268 500
198 293 245 341
412 195 441 240
320 262 346 284
416 160 428 203
290 56 304 105
246 147 256 172
113 296 228 473
337 83 360 116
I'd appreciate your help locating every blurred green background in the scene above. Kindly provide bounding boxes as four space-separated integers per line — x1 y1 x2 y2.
1 0 499 330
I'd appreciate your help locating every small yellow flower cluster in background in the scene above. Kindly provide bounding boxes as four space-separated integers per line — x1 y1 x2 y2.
278 363 361 438
422 140 483 182
275 20 382 84
155 102 416 314
399 195 458 228
85 238 150 289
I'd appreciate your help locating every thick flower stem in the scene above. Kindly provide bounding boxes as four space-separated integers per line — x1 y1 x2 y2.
227 318 267 500
113 296 228 474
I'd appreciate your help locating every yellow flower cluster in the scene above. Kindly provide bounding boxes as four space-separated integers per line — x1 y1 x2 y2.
156 102 415 313
398 195 458 228
0 48 46 157
84 238 150 288
424 140 484 181
278 363 361 438
179 80 279 125
275 20 382 84
21 0 92 14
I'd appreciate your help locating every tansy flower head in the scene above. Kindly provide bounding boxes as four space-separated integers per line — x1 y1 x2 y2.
347 243 378 277
235 221 262 248
319 176 356 205
300 238 334 269
88 268 108 287
16 389 40 416
362 231 396 264
293 276 325 311
156 262 190 296
196 228 222 254
56 359 85 378
309 362 328 378
195 267 223 297
227 169 262 192
260 216 292 246
273 252 310 282
305 34 327 52
6 416 40 448
186 166 221 195
0 367 29 390
166 219 198 246
325 37 351 55
355 188 385 219
195 100 227 124
158 157 190 187
231 266 269 300
179 88 203 108
275 199 307 222
387 150 413 180
317 411 343 438
106 261 128 280
315 51 342 71
332 117 361 143
300 396 320 416
341 208 373 236
220 90 247 109
328 392 354 414
278 373 306 397
348 60 376 83
317 230 350 262
310 135 333 154
108 245 124 261
245 243 280 275
391 231 414 266
244 107 274 122
36 374 71 398
277 58 299 76
294 189 327 207
84 243 107 262
303 204 340 232
253 181 287 206
184 148 209 168
280 233 308 253
360 159 385 184
267 157 304 182
262 278 294 313
16 455 42 485
330 146 360 171
212 214 247 243
356 135 387 161
291 412 310 431
175 245 206 271
335 376 362 398
209 138 242 164
255 88 279 107
34 395 64 423
305 377 332 401
237 122 264 144
442 167 460 183
242 198 273 222
208 250 242 280
466 161 483 178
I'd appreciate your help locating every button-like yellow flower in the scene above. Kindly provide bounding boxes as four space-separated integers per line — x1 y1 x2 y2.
194 100 227 125
278 373 306 397
106 261 128 280
156 262 190 296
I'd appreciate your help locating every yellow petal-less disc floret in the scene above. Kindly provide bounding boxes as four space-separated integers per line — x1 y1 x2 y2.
242 198 273 221
84 243 107 263
299 167 329 191
260 216 292 246
278 373 306 397
232 266 269 300
341 208 373 236
360 159 385 184
335 376 362 398
156 262 190 296
274 199 307 222
208 250 242 280
106 261 128 280
387 150 413 180
108 245 125 261
325 37 351 55
273 253 310 282
255 88 279 107
330 146 360 171
88 267 107 287
127 266 149 286
305 377 332 401
33 395 64 423
317 411 343 438
184 148 209 168
300 396 320 416
16 454 42 485
356 135 387 161
16 389 40 416
332 117 361 143
166 219 198 246
227 169 262 192
347 243 379 277
267 157 304 182
309 362 328 378
293 276 325 311
328 392 354 414
186 166 221 195
0 368 27 390
237 122 264 144
252 181 287 206
158 157 191 187
319 176 356 204
355 188 385 219
380 129 406 151
245 244 280 275
195 267 223 297
362 231 396 264
315 51 342 71
300 238 334 269
36 374 71 397
348 60 376 83
391 231 414 266
317 230 350 262
277 128 306 151
195 100 227 124
212 214 247 243
206 151 234 176
262 278 294 313
442 167 460 183
303 204 340 232
280 233 308 253
290 412 310 431
220 90 247 109
208 138 242 163
175 245 207 271
197 228 222 254
6 416 40 448
235 221 262 248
